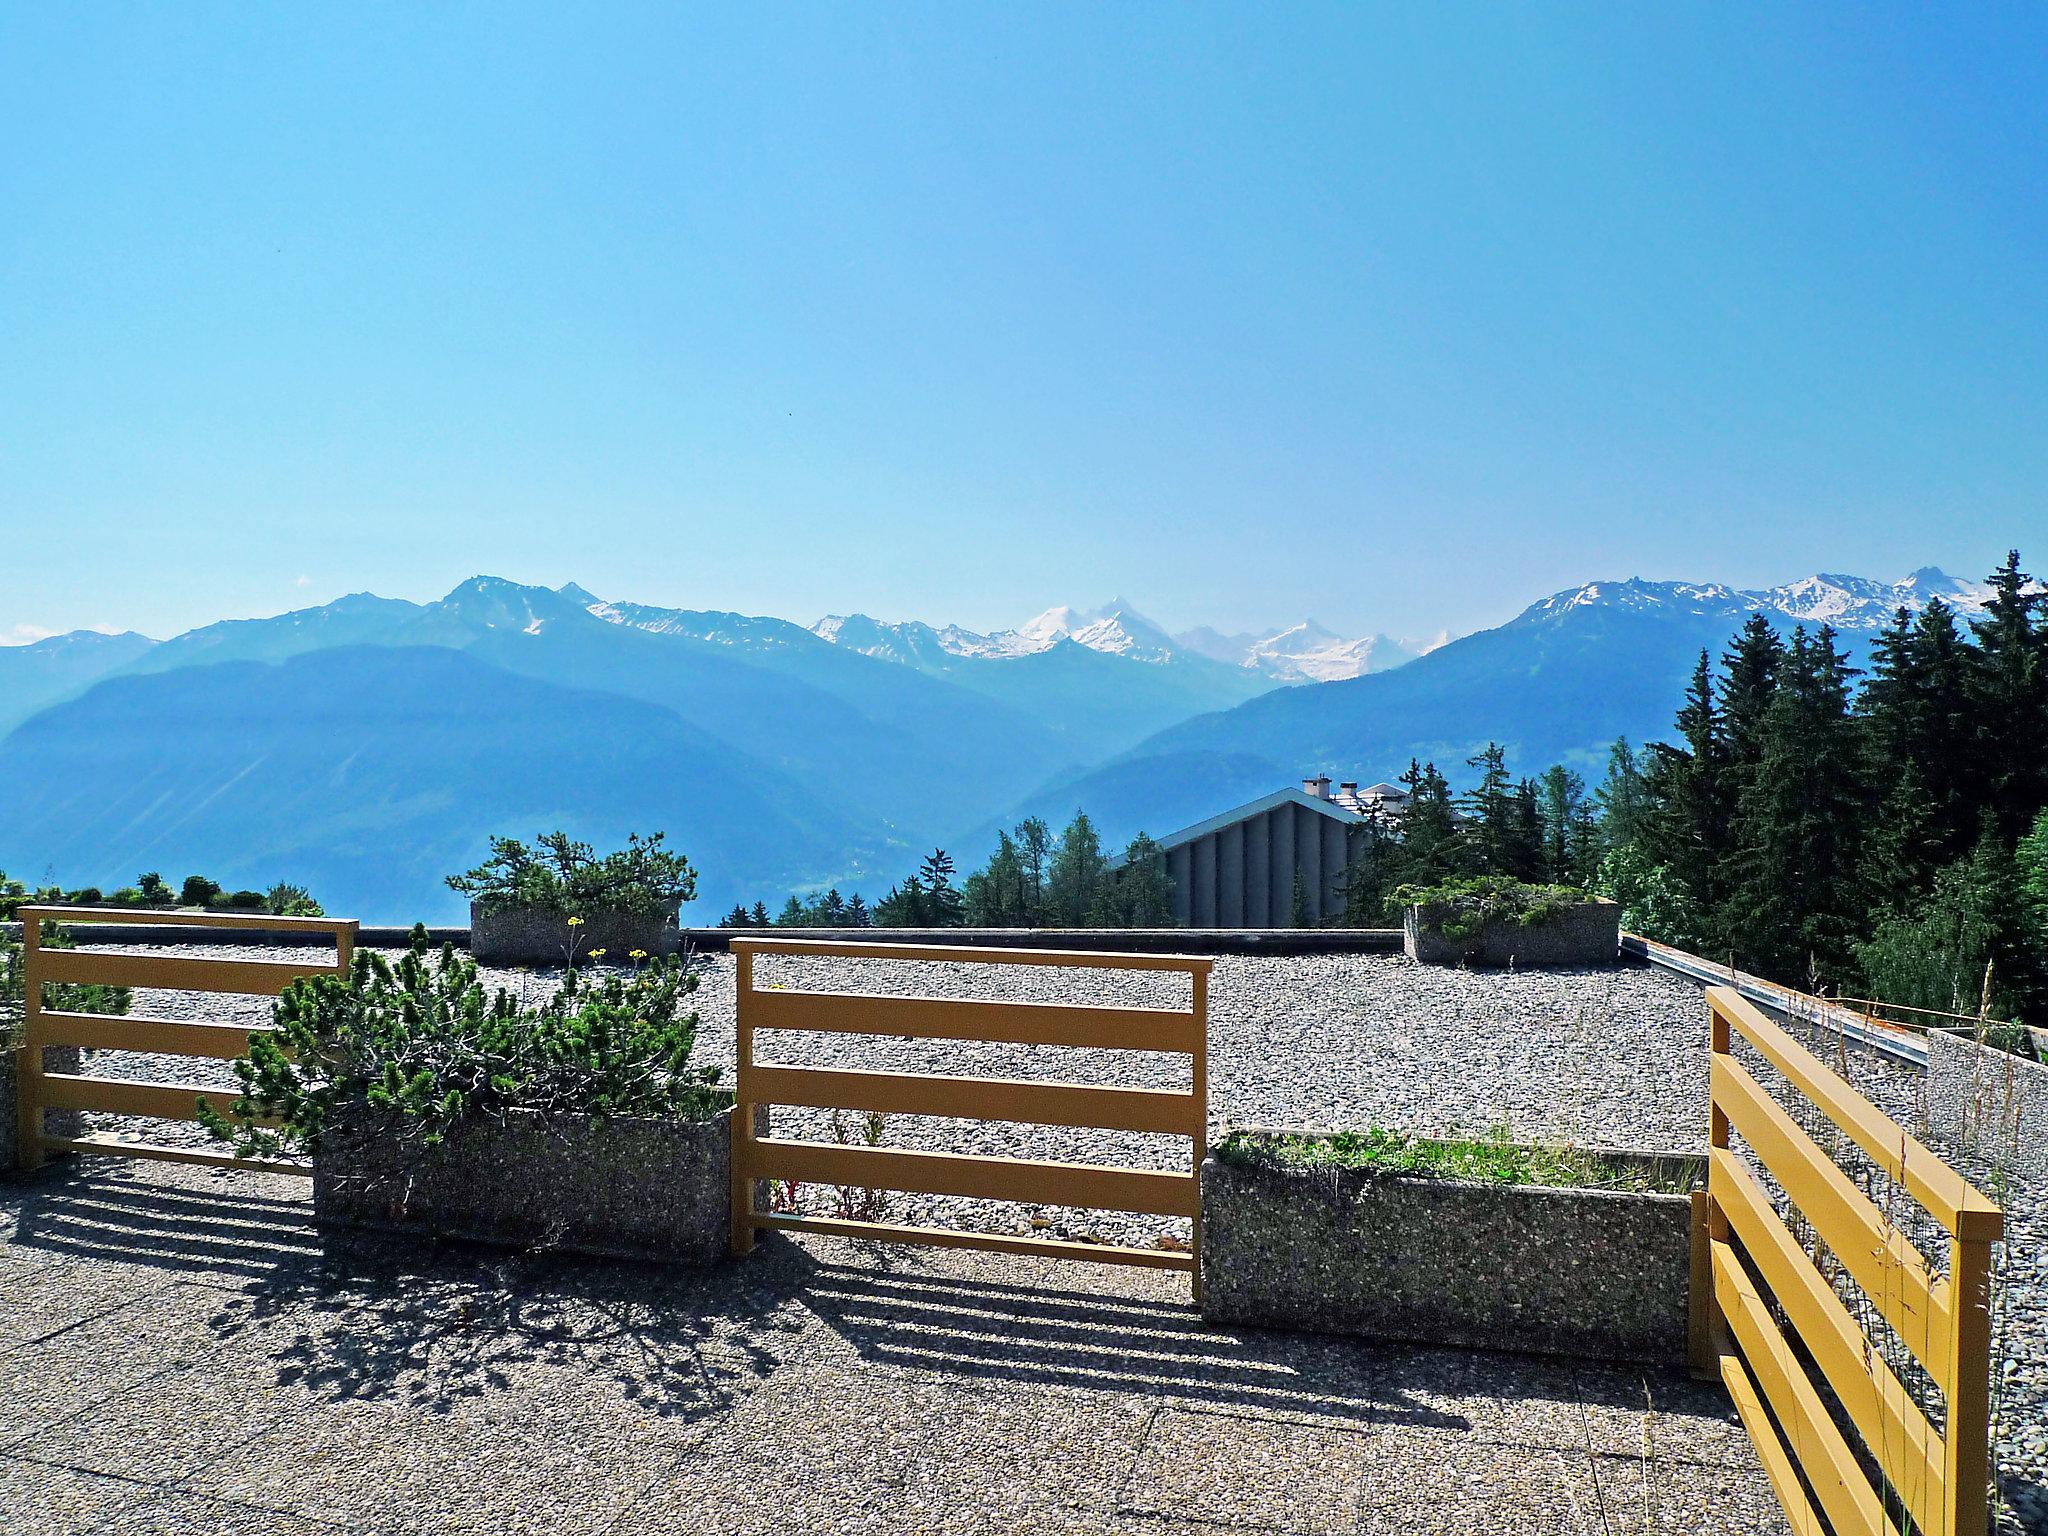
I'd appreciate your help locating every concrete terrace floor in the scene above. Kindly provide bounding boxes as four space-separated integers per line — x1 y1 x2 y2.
0 1158 1787 1536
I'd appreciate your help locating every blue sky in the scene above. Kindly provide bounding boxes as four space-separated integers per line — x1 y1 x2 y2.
2 3 2042 645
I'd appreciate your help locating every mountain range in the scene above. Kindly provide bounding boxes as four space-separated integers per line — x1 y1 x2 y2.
0 566 1993 920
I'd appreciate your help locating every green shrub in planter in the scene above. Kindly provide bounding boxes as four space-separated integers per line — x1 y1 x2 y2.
1398 876 1619 967
450 831 695 964
200 925 731 1163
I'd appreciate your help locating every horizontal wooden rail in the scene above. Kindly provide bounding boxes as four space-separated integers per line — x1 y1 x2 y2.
730 935 1213 973
1715 1243 1897 1536
16 905 357 935
732 940 1208 1298
1712 985 1999 1239
33 949 342 997
1712 1054 1950 1372
30 1011 274 1061
1712 1150 1944 1532
746 1063 1196 1135
750 1138 1198 1217
748 988 1199 1053
14 908 354 1175
1701 984 1994 1536
36 1071 266 1126
753 1213 1193 1270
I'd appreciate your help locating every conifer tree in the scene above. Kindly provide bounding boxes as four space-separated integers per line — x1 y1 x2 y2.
1461 744 1518 874
1722 626 1863 982
1395 760 1462 886
1968 551 2048 842
918 850 965 928
1094 832 1175 926
749 901 770 927
1537 765 1589 883
1046 813 1109 926
1594 739 1651 852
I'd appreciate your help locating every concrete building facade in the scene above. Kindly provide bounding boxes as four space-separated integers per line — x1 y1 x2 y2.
1153 776 1364 928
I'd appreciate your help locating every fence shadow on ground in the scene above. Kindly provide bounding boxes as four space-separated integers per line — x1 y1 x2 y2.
778 1239 1479 1432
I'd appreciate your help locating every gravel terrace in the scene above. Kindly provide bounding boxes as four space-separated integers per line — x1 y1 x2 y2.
25 940 2043 1531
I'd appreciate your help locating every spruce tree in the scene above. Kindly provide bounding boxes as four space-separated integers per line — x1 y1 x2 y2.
1095 833 1175 927
1968 551 2048 842
1015 817 1052 924
1461 744 1518 874
1722 626 1864 982
1394 760 1462 886
1594 739 1651 852
1641 652 1727 934
1046 813 1108 926
918 850 965 928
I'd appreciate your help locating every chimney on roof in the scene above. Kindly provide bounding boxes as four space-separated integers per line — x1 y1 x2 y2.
1339 782 1357 796
1303 774 1332 799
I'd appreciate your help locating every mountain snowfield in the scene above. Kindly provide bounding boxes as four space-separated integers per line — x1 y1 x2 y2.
812 599 1436 681
0 565 2005 918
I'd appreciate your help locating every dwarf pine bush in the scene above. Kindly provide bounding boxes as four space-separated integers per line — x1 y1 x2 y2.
200 925 729 1160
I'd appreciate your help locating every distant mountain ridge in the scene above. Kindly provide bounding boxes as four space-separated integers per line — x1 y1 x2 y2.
973 566 2002 857
0 563 2001 920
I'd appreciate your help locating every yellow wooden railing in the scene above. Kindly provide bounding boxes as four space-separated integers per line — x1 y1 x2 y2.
1699 985 2003 1536
728 937 1211 1297
14 905 357 1175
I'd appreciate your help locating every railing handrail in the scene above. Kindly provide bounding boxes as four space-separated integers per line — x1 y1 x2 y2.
1708 985 2000 1238
17 904 359 936
728 935 1214 973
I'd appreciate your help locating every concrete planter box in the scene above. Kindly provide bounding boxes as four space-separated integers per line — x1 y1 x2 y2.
1925 1029 2048 1181
1404 899 1620 968
468 901 681 967
314 1103 756 1264
0 1040 85 1177
1200 1144 1703 1363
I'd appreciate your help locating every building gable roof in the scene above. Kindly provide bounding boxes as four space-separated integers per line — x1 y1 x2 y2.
1148 785 1360 855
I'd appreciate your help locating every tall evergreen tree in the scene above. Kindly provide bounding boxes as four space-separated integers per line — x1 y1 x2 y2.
1968 551 2048 842
1641 651 1727 931
1535 765 1587 883
1722 626 1864 982
1046 813 1109 925
918 849 965 928
1015 817 1052 923
1594 739 1651 852
1094 832 1175 927
1395 760 1462 886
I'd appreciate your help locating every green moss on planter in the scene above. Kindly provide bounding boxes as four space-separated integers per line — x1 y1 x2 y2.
1213 1127 1700 1195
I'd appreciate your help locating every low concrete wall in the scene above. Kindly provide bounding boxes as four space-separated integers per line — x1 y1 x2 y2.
1925 1029 2048 1180
315 1104 758 1264
469 902 681 966
1405 901 1620 968
1200 1146 1701 1363
0 1043 85 1177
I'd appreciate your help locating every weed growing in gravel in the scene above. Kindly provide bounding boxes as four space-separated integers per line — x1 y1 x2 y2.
1213 1127 1700 1194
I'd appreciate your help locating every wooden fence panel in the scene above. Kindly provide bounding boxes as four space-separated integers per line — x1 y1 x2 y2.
1697 984 2001 1536
728 937 1210 1298
13 905 356 1176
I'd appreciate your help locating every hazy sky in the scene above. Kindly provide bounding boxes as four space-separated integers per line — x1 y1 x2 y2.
2 4 2043 645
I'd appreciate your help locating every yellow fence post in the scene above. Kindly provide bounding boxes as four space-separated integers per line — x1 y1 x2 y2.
1946 1222 1997 1536
730 945 756 1257
1190 964 1208 1307
15 914 45 1173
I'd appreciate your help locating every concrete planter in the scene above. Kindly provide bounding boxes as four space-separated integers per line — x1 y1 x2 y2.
1925 1029 2048 1181
0 1040 85 1177
468 901 681 967
314 1103 756 1265
1200 1144 1703 1363
1404 899 1620 968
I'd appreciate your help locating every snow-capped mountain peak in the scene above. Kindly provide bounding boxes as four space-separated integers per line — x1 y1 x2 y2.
1523 569 1990 631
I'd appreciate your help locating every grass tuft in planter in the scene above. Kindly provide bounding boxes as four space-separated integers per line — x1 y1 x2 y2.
203 926 741 1262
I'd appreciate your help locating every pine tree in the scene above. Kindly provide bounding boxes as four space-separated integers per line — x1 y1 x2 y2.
719 903 752 928
1461 744 1518 874
1015 817 1052 925
844 893 871 928
1340 807 1401 923
918 850 965 928
1722 626 1864 983
1094 832 1175 926
1536 765 1589 884
1394 760 1461 886
1046 813 1108 926
749 901 770 927
1968 551 2048 842
964 832 1027 926
1594 739 1651 852
1641 651 1727 934
775 895 807 926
